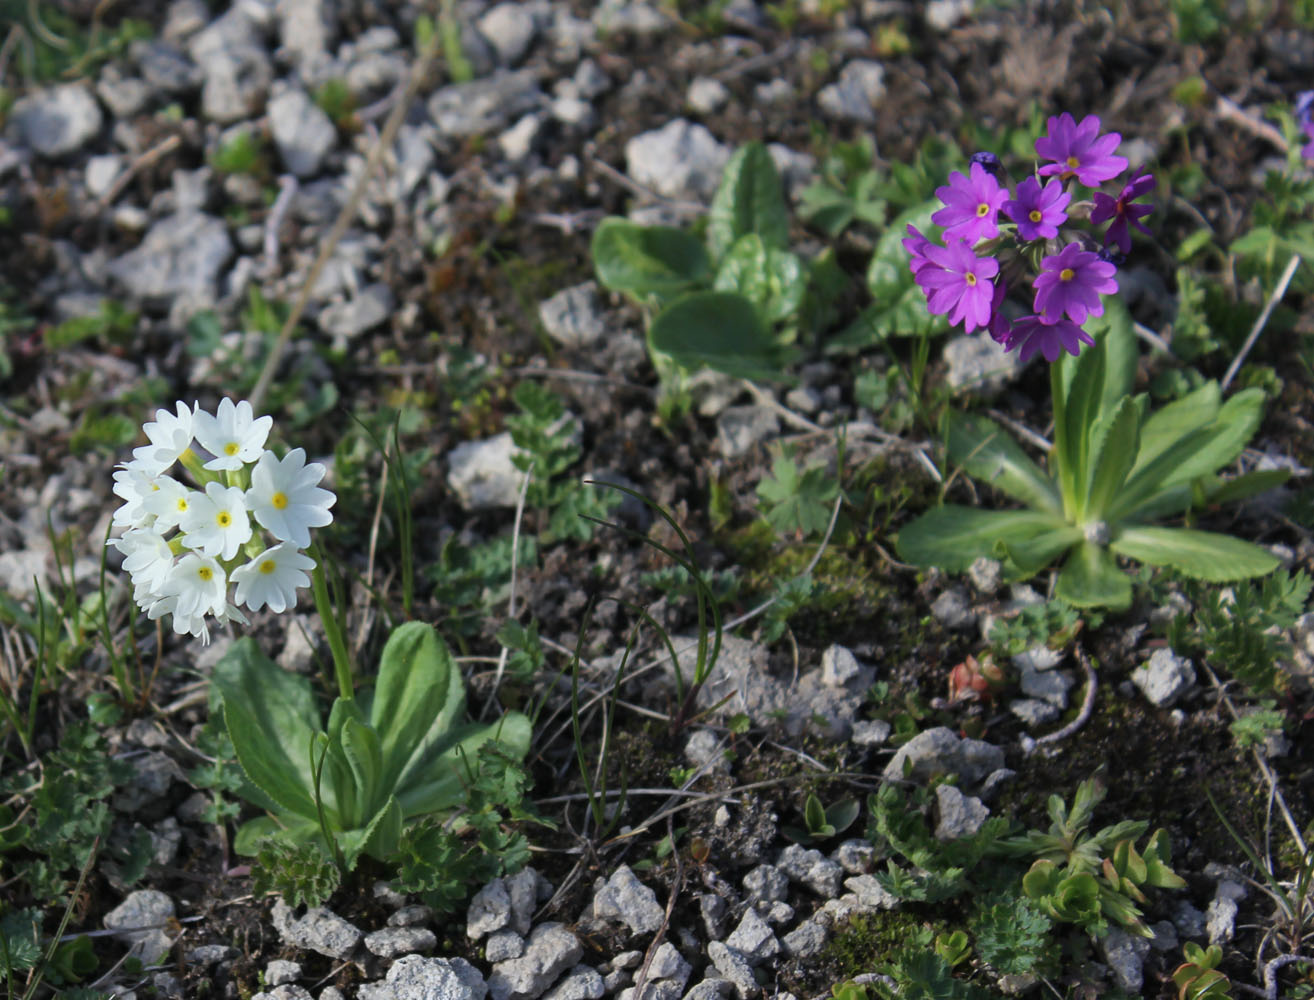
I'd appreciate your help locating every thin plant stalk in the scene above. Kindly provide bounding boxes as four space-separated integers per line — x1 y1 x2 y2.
310 554 354 702
96 520 134 706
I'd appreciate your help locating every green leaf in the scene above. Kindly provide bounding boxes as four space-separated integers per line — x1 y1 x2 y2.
648 291 790 381
1055 542 1132 610
1085 297 1138 415
713 234 806 324
339 715 385 826
394 713 532 818
1109 526 1280 581
1132 382 1220 474
804 793 829 834
1057 332 1107 519
707 142 790 261
341 794 404 867
367 622 459 798
1082 395 1141 522
897 506 1076 575
944 410 1062 516
233 814 321 856
591 217 711 297
212 638 322 821
1205 467 1291 506
860 200 950 341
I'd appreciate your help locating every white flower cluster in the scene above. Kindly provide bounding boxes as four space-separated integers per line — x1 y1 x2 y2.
111 399 336 644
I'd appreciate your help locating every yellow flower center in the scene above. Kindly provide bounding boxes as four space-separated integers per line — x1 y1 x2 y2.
176 498 189 512
216 511 232 528
975 202 990 217
224 442 240 456
1060 268 1076 282
197 566 213 582
1066 155 1080 168
272 492 288 510
259 559 277 575
1029 209 1042 223
965 273 977 286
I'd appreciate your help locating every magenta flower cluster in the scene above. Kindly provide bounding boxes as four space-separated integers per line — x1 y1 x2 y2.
906 112 1154 363
1297 91 1314 162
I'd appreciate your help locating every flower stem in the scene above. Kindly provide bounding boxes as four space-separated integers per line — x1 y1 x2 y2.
311 555 354 702
1050 360 1076 521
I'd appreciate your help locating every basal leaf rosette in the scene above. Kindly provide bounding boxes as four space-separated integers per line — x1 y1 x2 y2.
110 399 335 644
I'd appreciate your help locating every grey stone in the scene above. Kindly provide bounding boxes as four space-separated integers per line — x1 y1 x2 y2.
930 589 975 630
687 77 730 114
394 124 438 201
775 844 844 897
762 901 793 926
271 900 362 961
882 727 1005 788
133 39 201 94
821 645 863 688
487 923 583 1000
699 893 728 940
1019 665 1073 708
1014 646 1064 671
934 784 990 840
365 926 437 958
486 930 525 963
755 80 792 106
682 981 734 1000
359 955 487 1000
163 0 209 41
388 904 433 928
851 719 891 746
269 88 337 177
716 406 779 458
541 965 604 1000
1149 921 1180 952
13 84 102 157
108 212 233 308
619 983 681 1000
592 865 665 935
684 729 729 773
1132 648 1196 707
706 942 757 999
550 95 594 129
505 867 542 936
104 890 176 965
593 1 672 37
265 960 301 986
926 0 974 30
817 60 885 124
625 119 730 202
479 3 538 65
447 433 526 511
725 907 778 965
251 987 311 1000
742 865 789 904
539 282 606 348
188 9 272 122
428 70 543 139
1172 900 1207 939
780 920 826 958
276 0 337 66
500 113 544 162
318 283 393 339
833 839 876 874
968 557 1002 595
646 942 691 984
943 333 1026 395
1099 927 1151 992
188 944 237 965
1205 895 1238 944
843 875 899 910
113 752 184 812
97 71 151 118
1010 698 1060 727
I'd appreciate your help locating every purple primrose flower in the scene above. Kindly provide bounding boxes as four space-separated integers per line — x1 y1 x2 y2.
1004 175 1071 241
1091 170 1155 255
914 239 999 334
1003 314 1096 363
1035 112 1128 187
932 161 1008 245
987 280 1011 344
969 150 1006 183
1032 243 1118 325
903 224 935 274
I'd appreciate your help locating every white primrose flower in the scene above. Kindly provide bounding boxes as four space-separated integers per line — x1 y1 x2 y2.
162 553 228 621
193 398 273 471
142 475 196 532
131 401 195 475
111 528 175 593
179 482 253 561
247 448 336 548
111 466 162 529
231 543 315 613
